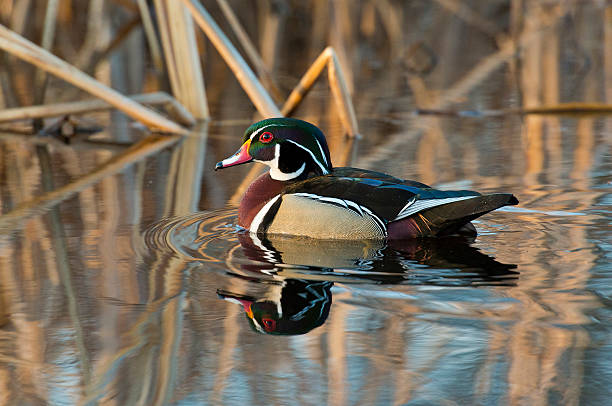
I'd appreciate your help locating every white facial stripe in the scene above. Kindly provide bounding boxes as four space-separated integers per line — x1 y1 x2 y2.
313 138 329 166
250 195 281 233
273 143 280 164
249 124 276 141
285 139 329 174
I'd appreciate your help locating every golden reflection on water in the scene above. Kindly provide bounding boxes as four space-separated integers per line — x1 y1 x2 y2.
0 1 611 405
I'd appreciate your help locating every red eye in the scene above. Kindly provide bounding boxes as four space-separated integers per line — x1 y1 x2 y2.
262 318 276 331
259 132 274 143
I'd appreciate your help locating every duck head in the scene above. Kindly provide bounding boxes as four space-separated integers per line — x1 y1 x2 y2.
215 118 333 181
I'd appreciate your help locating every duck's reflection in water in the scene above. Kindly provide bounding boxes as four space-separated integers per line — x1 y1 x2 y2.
218 232 518 335
218 280 332 335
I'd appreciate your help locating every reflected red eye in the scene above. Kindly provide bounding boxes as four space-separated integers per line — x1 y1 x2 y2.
262 318 276 331
259 132 274 143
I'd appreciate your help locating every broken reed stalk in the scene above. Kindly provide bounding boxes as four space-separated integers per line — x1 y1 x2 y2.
281 48 329 115
328 48 359 137
0 24 186 134
182 0 359 133
282 46 359 137
154 0 209 120
0 134 181 232
154 0 180 102
0 92 196 126
215 0 282 102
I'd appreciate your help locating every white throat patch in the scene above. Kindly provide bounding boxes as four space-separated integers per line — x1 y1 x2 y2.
269 163 306 181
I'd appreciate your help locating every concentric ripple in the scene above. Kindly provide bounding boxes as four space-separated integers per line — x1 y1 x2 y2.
145 208 241 262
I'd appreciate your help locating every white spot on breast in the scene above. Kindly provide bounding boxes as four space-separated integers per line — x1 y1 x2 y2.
250 194 281 233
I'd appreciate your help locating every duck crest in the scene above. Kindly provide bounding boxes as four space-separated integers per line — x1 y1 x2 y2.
245 118 332 178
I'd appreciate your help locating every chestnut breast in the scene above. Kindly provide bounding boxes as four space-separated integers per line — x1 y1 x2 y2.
238 173 286 229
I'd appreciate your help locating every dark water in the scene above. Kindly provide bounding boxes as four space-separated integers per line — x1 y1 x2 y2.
1 2 612 405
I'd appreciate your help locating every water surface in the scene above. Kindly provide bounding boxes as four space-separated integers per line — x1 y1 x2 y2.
1 2 612 405
1 113 609 405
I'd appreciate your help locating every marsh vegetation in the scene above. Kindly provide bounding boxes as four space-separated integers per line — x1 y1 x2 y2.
0 1 610 405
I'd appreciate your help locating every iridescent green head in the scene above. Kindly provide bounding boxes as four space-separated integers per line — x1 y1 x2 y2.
215 118 333 181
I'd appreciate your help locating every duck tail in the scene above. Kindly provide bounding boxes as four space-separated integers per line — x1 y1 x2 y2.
389 193 518 238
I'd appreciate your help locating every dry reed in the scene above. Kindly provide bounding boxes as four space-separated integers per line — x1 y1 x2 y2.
0 92 195 126
0 24 186 134
181 0 281 118
136 0 164 71
154 0 209 120
0 3 609 405
216 0 282 101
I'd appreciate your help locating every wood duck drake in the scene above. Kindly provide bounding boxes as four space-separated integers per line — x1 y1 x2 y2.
215 118 518 239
